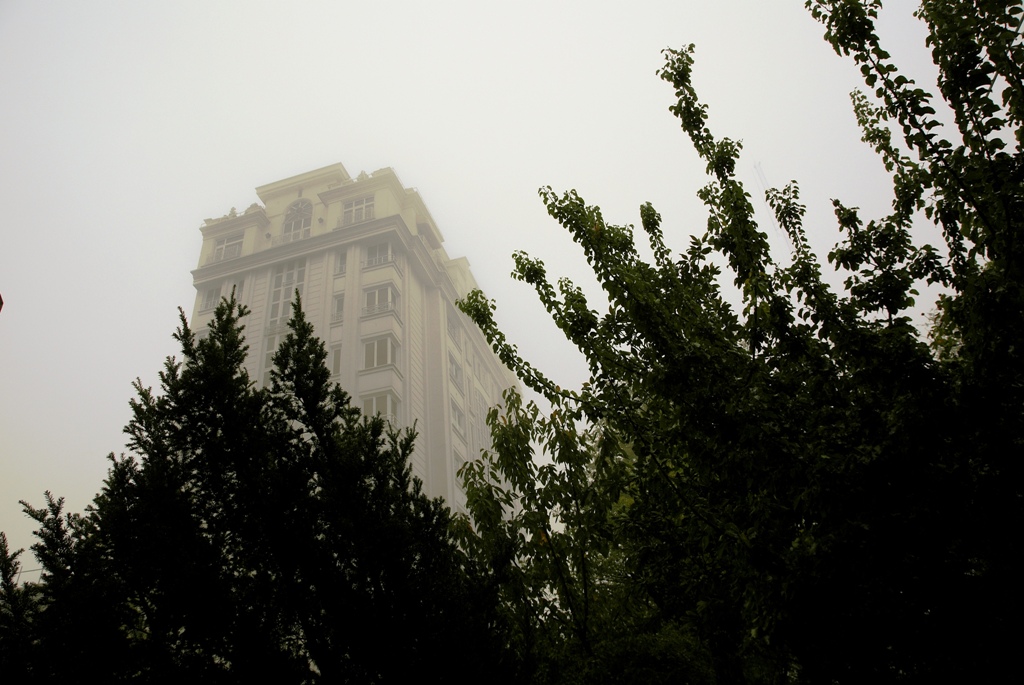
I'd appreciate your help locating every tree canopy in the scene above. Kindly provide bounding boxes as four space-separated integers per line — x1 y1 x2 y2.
457 2 1022 683
0 296 503 683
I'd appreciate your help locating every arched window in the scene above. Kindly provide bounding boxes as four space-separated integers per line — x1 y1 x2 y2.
281 199 312 242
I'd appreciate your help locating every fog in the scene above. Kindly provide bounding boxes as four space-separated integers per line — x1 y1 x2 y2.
0 1 935 574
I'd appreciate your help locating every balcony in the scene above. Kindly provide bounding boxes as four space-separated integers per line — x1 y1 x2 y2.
362 301 396 316
210 245 242 263
362 253 395 268
271 230 310 247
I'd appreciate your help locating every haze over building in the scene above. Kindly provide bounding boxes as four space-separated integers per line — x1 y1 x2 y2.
189 163 518 509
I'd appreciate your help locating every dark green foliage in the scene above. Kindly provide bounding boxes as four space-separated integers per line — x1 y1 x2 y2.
456 393 715 685
458 3 1022 683
0 532 35 681
2 295 501 683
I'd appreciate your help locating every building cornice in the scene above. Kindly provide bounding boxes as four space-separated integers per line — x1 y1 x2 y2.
255 163 350 204
193 214 420 283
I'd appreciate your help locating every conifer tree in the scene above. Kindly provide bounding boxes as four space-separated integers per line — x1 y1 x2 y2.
3 294 505 683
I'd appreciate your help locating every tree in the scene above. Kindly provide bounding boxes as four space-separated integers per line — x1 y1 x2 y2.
0 532 35 681
263 296 503 683
3 294 504 683
456 392 714 685
458 2 1022 682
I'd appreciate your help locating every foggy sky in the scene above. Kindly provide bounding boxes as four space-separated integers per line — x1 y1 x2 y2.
0 1 937 572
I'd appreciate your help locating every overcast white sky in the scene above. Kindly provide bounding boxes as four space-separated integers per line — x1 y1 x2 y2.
0 1 937 570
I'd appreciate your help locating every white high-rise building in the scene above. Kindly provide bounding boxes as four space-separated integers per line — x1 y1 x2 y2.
189 163 517 510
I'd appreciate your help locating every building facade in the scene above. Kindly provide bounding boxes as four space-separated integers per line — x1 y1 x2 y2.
189 163 517 510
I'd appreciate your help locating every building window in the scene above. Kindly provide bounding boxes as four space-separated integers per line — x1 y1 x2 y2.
471 421 486 453
447 312 462 348
363 392 399 424
448 352 464 392
330 345 343 377
453 449 467 484
200 286 220 312
213 233 243 262
268 260 305 327
364 242 391 268
228 277 244 302
263 333 285 387
332 294 345 324
473 389 487 418
344 196 374 225
363 285 397 316
334 248 347 276
279 199 312 243
450 398 466 436
363 337 398 370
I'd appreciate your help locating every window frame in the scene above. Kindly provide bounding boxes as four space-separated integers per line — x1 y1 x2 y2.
453 449 467 485
363 284 398 316
332 294 345 324
281 199 313 242
267 260 306 327
330 344 343 377
227 277 244 303
447 313 462 348
364 241 391 268
343 195 375 225
334 248 347 276
450 398 466 436
363 336 398 370
262 333 286 387
200 286 221 312
448 351 464 392
363 392 400 424
213 233 243 262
